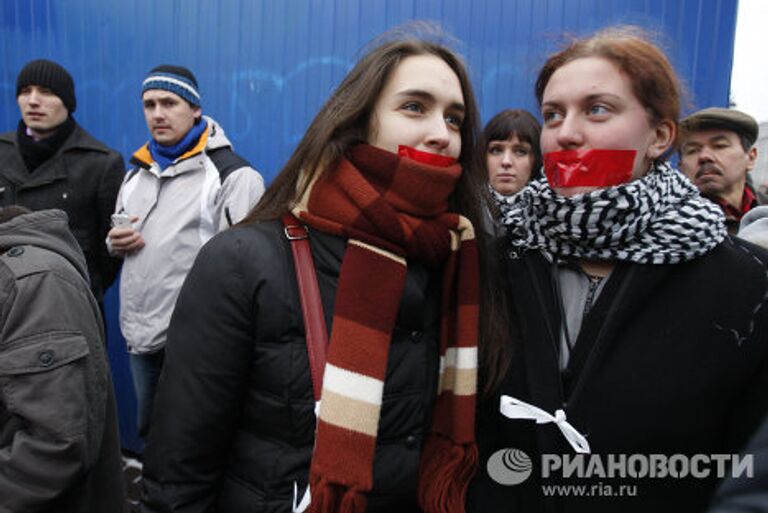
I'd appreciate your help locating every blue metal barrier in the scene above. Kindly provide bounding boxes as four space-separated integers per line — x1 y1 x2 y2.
0 0 739 454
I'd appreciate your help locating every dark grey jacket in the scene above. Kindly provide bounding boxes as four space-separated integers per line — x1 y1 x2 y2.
0 209 124 513
0 123 125 302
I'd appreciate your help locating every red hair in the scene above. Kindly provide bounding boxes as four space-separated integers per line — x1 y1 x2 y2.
535 26 681 126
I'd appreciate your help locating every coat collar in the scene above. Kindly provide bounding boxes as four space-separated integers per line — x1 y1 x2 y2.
131 122 210 171
0 121 111 153
129 116 230 175
0 122 111 187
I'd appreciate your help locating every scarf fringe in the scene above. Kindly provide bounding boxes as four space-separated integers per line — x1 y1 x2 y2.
309 480 367 513
340 488 367 513
417 434 478 513
309 479 338 513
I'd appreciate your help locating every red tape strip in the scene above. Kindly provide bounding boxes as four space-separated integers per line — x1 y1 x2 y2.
398 145 457 167
544 149 636 188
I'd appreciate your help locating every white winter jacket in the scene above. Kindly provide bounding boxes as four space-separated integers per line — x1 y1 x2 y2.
112 116 264 354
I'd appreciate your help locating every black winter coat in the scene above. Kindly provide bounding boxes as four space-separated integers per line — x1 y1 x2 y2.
0 123 125 301
141 220 442 513
468 237 768 513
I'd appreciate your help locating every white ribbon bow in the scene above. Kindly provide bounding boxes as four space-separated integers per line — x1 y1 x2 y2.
499 395 591 454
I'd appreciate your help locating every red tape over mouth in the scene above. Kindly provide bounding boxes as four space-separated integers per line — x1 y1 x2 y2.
544 149 636 188
398 145 457 167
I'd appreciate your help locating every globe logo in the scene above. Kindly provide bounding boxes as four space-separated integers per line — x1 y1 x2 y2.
487 448 533 485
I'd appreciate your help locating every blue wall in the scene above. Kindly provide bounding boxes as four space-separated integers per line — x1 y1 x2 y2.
0 0 739 452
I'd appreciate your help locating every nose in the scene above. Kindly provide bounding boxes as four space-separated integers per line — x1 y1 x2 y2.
149 105 165 121
501 150 513 168
26 89 40 105
697 147 715 163
424 115 451 152
554 114 585 150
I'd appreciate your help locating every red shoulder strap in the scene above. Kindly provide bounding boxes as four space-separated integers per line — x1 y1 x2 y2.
282 213 328 401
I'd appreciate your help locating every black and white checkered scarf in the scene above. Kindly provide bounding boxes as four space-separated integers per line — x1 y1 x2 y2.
497 161 727 264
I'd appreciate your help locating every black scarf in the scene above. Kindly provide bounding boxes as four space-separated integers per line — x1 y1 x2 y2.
497 161 727 264
16 116 76 172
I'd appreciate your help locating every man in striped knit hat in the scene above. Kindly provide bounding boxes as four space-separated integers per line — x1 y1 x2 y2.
107 65 265 439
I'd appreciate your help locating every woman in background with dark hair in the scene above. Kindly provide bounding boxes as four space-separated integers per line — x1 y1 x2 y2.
141 28 507 513
470 26 768 513
484 109 542 198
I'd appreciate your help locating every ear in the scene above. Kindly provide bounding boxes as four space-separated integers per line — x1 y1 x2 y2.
746 146 758 171
193 107 203 121
646 118 676 160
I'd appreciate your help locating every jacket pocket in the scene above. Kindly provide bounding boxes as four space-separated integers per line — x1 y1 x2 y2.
0 332 91 437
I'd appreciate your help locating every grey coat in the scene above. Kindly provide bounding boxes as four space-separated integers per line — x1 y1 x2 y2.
0 209 124 513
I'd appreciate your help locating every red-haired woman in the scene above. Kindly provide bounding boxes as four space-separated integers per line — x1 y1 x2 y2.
470 27 768 513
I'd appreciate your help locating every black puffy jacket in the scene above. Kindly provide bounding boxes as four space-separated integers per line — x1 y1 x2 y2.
142 220 442 513
0 123 125 302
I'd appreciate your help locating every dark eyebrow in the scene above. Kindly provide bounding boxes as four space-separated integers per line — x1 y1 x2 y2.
396 88 465 113
540 99 560 110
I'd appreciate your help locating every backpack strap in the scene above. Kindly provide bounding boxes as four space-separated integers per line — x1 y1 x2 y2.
207 145 251 183
282 213 328 401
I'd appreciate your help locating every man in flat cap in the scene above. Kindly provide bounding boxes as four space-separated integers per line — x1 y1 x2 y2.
679 107 762 234
0 59 125 308
107 65 264 439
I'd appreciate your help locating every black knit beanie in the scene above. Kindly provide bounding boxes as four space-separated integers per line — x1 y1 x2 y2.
16 59 76 113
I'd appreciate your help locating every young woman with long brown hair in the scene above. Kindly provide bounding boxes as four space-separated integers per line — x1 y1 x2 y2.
140 30 505 513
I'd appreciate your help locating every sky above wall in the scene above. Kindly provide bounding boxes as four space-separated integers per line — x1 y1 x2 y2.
731 0 768 122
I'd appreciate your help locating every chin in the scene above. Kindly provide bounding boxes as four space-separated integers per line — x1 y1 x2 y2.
25 120 45 129
496 187 520 197
154 135 176 145
697 185 720 196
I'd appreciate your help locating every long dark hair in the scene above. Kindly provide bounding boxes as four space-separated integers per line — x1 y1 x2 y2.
242 34 483 223
242 28 512 396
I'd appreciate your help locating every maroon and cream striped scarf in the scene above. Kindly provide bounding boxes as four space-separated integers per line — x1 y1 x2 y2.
292 143 479 513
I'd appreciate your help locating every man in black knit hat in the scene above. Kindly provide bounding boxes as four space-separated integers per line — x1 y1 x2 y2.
0 59 125 309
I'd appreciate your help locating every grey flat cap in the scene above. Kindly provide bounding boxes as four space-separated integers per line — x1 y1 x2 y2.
680 107 759 147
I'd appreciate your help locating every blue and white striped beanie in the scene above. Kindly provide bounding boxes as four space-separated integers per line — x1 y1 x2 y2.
142 65 201 107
